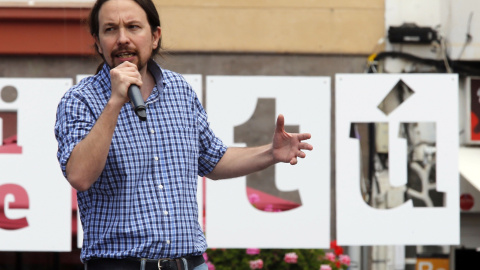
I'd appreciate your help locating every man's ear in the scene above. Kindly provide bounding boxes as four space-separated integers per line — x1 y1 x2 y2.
94 35 103 55
152 26 161 49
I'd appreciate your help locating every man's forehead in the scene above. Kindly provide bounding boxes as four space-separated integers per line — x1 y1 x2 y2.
98 0 147 23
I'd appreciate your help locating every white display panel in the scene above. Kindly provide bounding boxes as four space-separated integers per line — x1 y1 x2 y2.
74 74 204 248
206 76 331 248
336 74 459 245
0 78 72 251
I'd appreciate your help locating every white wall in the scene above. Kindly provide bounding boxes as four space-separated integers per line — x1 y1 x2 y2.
386 0 480 62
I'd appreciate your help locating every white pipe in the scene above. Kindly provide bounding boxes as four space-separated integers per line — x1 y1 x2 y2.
394 246 405 270
347 246 362 270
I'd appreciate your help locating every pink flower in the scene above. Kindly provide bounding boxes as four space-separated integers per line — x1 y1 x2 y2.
264 204 273 212
248 193 260 204
339 254 351 266
325 252 336 262
249 259 264 269
206 261 216 270
202 253 208 262
320 264 332 270
246 248 261 255
284 252 298 264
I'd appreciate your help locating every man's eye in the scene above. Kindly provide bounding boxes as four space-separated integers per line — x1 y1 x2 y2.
105 27 115 32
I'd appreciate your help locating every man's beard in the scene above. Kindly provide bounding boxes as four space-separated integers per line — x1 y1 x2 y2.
103 47 148 71
110 58 147 72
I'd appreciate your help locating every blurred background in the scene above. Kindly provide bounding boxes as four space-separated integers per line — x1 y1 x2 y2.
1 0 480 269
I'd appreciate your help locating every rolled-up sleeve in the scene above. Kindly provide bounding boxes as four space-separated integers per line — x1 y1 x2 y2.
54 90 96 178
196 98 227 176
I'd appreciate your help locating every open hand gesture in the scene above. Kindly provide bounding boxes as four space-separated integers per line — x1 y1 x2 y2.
272 114 313 165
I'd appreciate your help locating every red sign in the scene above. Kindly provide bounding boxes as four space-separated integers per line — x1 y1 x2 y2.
460 193 474 211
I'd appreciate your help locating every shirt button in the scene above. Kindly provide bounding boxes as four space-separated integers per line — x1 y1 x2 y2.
150 129 155 134
154 156 159 161
158 184 163 189
164 211 168 215
166 240 171 244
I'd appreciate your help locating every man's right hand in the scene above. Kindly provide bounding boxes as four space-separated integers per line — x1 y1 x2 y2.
109 61 143 107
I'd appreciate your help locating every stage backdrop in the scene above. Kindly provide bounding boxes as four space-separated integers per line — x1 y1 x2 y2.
74 74 204 248
206 76 331 248
336 74 459 245
0 78 72 251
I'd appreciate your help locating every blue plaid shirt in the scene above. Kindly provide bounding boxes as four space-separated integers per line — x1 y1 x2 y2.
55 60 227 261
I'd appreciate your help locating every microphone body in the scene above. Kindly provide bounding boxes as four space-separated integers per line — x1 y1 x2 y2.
128 84 147 121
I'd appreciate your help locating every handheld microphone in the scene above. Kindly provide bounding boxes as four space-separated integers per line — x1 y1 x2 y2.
128 84 147 121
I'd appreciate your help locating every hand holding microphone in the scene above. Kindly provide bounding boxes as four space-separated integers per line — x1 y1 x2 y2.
110 61 147 121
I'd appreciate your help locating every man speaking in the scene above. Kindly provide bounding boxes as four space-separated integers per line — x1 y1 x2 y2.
54 0 313 269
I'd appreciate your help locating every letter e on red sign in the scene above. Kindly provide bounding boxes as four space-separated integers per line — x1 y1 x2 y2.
0 184 29 230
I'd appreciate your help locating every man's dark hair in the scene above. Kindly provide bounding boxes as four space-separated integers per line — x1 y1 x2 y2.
88 0 162 58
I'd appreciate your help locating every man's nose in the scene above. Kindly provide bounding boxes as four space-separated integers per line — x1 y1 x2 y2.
117 28 130 45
